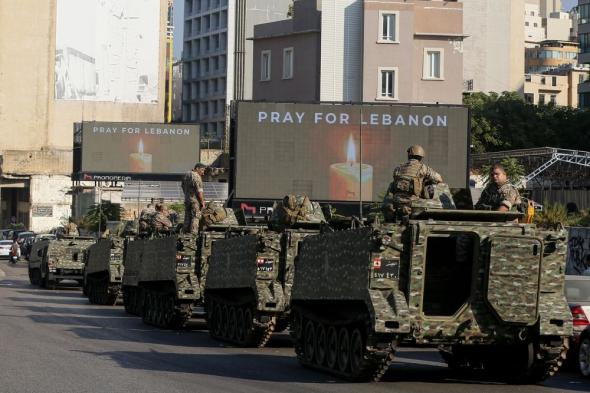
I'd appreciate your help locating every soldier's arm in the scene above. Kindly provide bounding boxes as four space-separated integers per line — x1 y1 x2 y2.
424 166 443 184
194 175 206 209
497 185 520 212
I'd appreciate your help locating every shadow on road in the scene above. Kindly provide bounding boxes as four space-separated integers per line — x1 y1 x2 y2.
12 304 131 319
16 288 84 297
7 296 90 306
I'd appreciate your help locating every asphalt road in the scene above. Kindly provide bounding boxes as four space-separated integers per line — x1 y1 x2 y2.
1 261 589 393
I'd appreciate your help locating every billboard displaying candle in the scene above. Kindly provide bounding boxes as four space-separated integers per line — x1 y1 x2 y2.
128 139 153 172
79 121 200 177
329 134 373 201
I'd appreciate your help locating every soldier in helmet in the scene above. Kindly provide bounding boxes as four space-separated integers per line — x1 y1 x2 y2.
475 164 521 212
151 203 173 233
181 163 207 234
383 145 443 220
65 217 79 236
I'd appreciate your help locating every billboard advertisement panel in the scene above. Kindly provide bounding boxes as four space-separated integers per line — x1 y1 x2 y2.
55 0 160 103
80 122 200 176
234 102 469 202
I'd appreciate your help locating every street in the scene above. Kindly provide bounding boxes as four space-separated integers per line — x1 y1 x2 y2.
0 261 589 393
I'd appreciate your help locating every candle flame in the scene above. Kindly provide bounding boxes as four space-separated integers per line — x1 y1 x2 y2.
138 139 144 154
346 134 356 164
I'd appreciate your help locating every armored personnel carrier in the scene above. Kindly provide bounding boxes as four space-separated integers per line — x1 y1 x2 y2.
123 205 240 329
28 235 95 289
290 186 572 382
83 237 125 305
204 195 326 347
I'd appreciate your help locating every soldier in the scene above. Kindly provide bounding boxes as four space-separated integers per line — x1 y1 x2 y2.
151 203 173 233
475 164 521 212
383 145 443 219
138 203 155 233
65 218 79 236
182 163 206 234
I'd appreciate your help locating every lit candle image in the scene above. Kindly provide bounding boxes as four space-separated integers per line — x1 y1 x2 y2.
329 134 373 201
129 139 153 173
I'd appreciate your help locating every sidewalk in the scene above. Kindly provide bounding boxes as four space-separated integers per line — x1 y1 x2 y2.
0 264 5 278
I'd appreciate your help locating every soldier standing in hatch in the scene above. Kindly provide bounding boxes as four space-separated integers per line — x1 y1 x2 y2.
182 163 206 234
151 203 173 233
65 218 79 236
383 145 443 219
475 164 521 211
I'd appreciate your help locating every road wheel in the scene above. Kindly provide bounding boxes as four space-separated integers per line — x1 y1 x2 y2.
221 304 229 338
228 306 237 340
337 327 350 373
350 328 366 378
315 323 327 366
304 320 316 363
580 337 590 377
326 326 338 370
236 307 246 344
142 292 152 324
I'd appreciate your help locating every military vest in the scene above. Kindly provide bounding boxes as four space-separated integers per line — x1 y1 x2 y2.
393 161 424 198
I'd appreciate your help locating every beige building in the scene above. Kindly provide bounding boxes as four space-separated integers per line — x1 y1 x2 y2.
252 0 464 105
462 0 525 94
524 65 590 107
580 0 590 108
525 40 579 73
0 0 169 231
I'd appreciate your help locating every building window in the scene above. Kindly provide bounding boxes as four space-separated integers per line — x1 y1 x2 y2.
541 77 546 85
377 67 398 100
552 76 557 87
539 94 545 105
524 93 534 104
423 48 443 80
581 33 590 54
283 47 294 79
378 11 399 43
525 74 532 82
534 22 538 27
260 50 271 81
550 94 557 104
525 22 529 27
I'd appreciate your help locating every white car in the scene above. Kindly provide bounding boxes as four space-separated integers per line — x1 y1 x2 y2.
0 240 13 259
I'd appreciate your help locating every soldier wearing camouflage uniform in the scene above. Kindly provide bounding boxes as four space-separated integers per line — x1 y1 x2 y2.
475 164 521 212
151 203 173 233
138 203 155 234
182 163 206 234
65 218 79 236
383 145 443 220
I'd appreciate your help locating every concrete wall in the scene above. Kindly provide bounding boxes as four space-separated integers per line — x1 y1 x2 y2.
525 3 545 45
29 175 72 233
362 0 463 104
546 12 573 41
463 0 525 94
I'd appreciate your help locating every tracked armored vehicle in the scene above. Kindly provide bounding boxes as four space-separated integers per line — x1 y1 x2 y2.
83 237 125 305
290 187 573 382
123 206 240 329
28 235 95 289
204 196 326 347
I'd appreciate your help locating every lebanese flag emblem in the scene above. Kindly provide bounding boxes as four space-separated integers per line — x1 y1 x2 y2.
373 257 382 269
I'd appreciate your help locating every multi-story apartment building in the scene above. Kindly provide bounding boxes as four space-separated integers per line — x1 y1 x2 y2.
524 65 590 106
579 0 590 107
462 0 525 94
0 0 169 231
526 2 546 46
525 40 580 73
181 0 291 143
252 0 464 105
538 0 562 17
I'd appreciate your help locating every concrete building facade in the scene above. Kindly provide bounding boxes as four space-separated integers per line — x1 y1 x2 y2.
253 0 464 105
0 0 169 231
181 0 291 143
579 0 590 108
526 2 546 46
462 0 525 94
525 40 580 73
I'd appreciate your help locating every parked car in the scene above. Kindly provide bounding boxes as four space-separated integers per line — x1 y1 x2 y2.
22 234 55 260
0 229 12 240
16 231 34 254
0 240 13 259
565 275 590 377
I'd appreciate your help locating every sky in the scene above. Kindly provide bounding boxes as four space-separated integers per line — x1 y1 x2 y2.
563 0 577 11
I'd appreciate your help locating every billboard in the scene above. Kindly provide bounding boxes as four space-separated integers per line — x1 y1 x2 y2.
55 0 160 103
234 102 469 202
79 122 200 177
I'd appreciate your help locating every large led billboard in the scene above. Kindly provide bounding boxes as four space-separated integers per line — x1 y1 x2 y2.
234 102 469 202
79 122 200 177
55 0 160 103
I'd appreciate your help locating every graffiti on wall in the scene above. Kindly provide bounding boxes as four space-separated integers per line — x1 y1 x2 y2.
566 227 590 275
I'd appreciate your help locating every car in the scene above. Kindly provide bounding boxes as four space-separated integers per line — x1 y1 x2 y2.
565 275 590 377
0 229 12 240
22 234 55 260
0 240 13 259
16 231 34 253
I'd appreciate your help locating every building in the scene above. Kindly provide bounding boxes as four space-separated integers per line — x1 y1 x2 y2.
462 0 525 94
579 0 590 108
546 11 574 41
525 40 579 73
524 64 590 106
538 0 562 17
526 2 546 47
172 60 184 122
181 0 291 144
252 0 464 105
0 0 169 231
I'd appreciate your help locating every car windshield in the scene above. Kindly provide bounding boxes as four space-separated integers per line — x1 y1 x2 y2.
0 240 12 245
565 276 590 303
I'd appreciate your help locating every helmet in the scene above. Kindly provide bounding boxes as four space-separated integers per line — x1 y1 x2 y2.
407 145 425 158
193 162 207 170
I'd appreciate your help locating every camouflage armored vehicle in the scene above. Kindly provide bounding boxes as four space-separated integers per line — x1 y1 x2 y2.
290 186 572 382
123 205 240 329
204 195 326 347
83 237 125 305
28 235 95 289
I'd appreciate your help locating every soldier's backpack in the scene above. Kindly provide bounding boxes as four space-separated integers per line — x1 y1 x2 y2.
270 195 325 227
202 201 238 226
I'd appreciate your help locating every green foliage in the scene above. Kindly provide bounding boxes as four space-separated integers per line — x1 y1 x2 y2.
168 202 185 216
534 200 568 230
480 157 526 185
287 2 294 17
83 202 124 232
464 91 590 153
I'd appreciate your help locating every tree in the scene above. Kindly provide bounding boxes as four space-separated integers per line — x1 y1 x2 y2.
84 202 124 232
480 157 526 186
